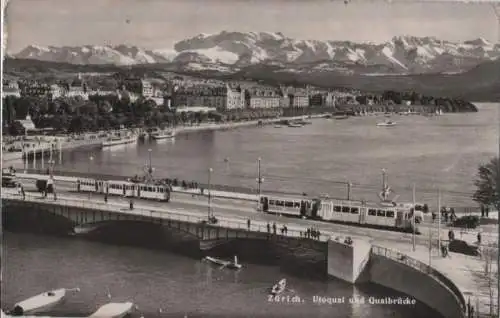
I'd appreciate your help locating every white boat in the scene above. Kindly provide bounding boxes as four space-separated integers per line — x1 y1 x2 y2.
270 278 287 295
150 130 176 140
10 288 80 316
287 123 303 128
73 223 98 235
204 255 242 270
376 121 397 127
88 302 134 318
102 135 137 147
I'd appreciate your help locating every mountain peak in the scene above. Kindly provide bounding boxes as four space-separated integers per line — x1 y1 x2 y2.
12 32 500 75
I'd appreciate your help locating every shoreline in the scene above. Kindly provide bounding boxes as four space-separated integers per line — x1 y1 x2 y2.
1 115 325 163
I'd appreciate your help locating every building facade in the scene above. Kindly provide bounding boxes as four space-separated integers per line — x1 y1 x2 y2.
172 84 244 111
245 87 281 109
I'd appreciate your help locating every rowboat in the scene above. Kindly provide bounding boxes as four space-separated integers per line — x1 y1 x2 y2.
204 256 242 270
9 288 80 316
270 278 287 295
88 302 135 318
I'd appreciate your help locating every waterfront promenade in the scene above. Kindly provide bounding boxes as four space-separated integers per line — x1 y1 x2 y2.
2 185 497 317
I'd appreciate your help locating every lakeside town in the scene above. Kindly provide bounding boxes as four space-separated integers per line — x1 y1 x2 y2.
2 71 478 137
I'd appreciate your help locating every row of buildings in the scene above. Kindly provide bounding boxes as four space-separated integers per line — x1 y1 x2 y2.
3 75 355 111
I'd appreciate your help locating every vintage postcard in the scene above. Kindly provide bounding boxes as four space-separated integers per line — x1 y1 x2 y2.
1 0 499 317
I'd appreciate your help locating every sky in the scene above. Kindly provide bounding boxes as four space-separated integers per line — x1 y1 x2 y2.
4 0 499 54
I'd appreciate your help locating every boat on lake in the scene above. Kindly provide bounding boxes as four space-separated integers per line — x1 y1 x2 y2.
376 121 397 127
287 123 303 128
9 288 80 316
88 302 135 318
102 134 137 147
269 278 287 295
150 129 176 140
204 255 242 270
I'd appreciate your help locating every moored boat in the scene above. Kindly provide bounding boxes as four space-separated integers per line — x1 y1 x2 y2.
287 123 303 128
376 121 397 127
150 129 176 140
10 288 80 316
88 302 135 318
102 134 137 147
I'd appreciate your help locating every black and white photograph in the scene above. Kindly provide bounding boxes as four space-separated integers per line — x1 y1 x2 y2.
1 0 499 317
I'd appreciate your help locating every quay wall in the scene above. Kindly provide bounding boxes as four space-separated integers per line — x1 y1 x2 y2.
368 248 465 318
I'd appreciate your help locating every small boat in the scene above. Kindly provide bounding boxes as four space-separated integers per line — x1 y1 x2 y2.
102 135 137 147
334 115 349 120
377 121 397 127
10 288 80 316
270 278 287 295
151 130 176 140
73 223 98 235
274 125 283 128
287 123 303 128
204 256 242 270
88 302 135 318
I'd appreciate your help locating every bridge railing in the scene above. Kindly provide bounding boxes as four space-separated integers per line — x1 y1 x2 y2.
371 245 466 317
2 191 332 242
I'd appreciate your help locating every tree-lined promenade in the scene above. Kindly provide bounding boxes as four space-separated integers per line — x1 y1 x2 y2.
2 94 336 136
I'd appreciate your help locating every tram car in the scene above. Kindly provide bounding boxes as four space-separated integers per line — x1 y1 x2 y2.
260 195 423 232
76 178 171 202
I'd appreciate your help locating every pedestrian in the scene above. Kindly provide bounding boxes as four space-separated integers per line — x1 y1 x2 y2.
21 185 26 200
485 206 490 218
306 228 311 238
284 225 288 235
104 194 108 203
477 232 482 245
481 204 485 218
444 210 448 223
432 211 436 222
272 222 277 235
247 219 251 230
448 229 455 241
129 199 134 210
267 223 270 233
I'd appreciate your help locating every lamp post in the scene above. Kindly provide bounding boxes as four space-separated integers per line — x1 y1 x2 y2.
256 158 264 210
208 168 213 220
147 148 153 180
412 183 416 252
48 160 55 177
346 180 352 201
88 155 94 200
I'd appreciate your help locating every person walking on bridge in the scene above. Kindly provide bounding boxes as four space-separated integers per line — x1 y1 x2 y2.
247 219 251 230
272 222 277 235
267 222 270 233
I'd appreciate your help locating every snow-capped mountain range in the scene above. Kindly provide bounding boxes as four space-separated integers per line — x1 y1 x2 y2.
12 31 500 75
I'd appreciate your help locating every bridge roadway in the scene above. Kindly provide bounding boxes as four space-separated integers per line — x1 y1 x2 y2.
2 187 497 316
8 179 498 247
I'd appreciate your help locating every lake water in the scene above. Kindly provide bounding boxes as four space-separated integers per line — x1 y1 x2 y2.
45 102 499 208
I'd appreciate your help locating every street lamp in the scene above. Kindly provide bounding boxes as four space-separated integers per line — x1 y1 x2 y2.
208 168 213 220
256 158 264 210
88 155 94 200
48 160 55 177
147 148 153 180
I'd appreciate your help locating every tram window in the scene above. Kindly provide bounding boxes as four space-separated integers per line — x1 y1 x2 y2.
334 206 341 212
294 202 300 208
285 201 294 207
368 209 376 216
376 210 385 217
350 207 359 214
269 200 275 205
342 207 350 213
386 211 395 218
277 201 284 206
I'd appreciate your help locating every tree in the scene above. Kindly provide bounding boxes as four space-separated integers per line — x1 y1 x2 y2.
473 157 500 212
